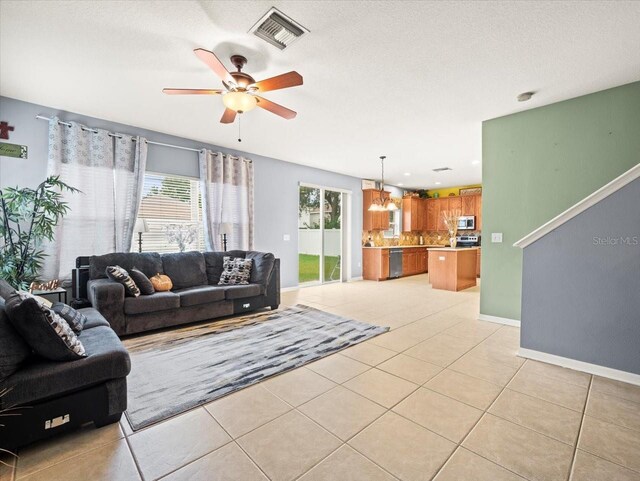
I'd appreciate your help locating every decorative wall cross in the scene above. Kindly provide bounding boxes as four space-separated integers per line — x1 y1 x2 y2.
0 121 15 140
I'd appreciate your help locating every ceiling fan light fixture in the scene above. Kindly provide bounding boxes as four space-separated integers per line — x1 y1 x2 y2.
222 91 257 113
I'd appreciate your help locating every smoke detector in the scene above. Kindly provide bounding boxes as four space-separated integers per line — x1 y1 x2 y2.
432 167 452 172
249 7 309 50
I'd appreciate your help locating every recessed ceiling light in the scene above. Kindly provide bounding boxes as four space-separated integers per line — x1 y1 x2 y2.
435 182 442 185
471 160 480 165
517 91 535 102
404 172 411 176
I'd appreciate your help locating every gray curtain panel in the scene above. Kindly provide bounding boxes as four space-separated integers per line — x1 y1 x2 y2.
199 150 254 251
43 118 147 280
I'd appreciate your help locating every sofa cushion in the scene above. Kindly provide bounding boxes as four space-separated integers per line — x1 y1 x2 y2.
90 252 163 280
0 299 32 382
129 268 155 295
5 292 87 361
174 286 226 307
162 251 208 290
246 252 276 293
79 307 111 329
218 257 253 285
124 291 180 315
106 265 140 297
223 284 261 300
51 302 87 333
203 251 247 285
0 325 130 409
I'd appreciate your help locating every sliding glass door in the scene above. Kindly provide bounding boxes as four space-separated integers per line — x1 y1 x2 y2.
298 185 346 285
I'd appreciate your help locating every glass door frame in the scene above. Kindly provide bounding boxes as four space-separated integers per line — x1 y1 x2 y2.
298 182 352 286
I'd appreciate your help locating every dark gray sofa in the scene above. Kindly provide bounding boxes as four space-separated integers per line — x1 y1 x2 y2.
87 250 280 336
0 301 130 450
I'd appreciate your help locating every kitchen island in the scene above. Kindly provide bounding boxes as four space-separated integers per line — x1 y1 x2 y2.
427 247 479 291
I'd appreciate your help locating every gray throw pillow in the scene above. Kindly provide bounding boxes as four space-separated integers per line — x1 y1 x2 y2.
218 257 253 285
51 302 87 334
106 265 140 297
0 278 17 300
129 268 155 295
5 292 86 361
0 299 32 382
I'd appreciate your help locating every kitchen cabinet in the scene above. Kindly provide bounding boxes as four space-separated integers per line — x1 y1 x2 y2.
425 194 482 232
462 195 476 216
402 196 424 232
476 248 481 277
363 247 428 280
362 248 389 281
426 199 438 231
474 194 482 230
363 189 391 231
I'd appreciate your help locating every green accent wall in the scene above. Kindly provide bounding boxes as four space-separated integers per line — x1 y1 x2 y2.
481 81 640 321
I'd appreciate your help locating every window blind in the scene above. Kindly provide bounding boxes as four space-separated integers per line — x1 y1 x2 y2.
135 173 205 253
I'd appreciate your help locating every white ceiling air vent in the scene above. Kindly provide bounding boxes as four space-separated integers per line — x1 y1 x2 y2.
249 7 309 50
432 167 453 172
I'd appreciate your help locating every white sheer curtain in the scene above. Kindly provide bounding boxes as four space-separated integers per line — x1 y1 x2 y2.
114 134 147 251
43 118 147 280
199 150 254 251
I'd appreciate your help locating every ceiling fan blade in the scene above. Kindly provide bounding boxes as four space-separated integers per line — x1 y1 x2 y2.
249 71 303 93
194 48 235 85
255 96 297 120
220 108 237 124
162 88 223 95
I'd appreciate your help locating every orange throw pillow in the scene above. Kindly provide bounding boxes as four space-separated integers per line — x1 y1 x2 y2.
150 273 172 292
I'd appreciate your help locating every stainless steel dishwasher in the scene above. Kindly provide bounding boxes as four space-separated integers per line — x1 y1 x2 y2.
389 248 403 278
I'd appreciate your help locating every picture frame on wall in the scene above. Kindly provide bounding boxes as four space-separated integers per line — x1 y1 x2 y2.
459 187 482 196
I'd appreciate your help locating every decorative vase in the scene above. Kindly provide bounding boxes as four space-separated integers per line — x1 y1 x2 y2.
450 237 457 248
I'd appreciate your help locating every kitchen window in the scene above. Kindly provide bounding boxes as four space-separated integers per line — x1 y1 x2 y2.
383 209 402 238
134 172 205 253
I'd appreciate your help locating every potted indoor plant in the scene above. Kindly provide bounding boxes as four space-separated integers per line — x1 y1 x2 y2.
0 176 79 289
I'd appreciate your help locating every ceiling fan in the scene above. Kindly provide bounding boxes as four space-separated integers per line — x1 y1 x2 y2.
163 48 303 124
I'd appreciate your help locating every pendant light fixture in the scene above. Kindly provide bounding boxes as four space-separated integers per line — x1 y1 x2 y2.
368 156 398 212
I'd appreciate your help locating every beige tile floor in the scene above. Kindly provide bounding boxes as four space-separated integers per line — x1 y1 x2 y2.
4 274 640 481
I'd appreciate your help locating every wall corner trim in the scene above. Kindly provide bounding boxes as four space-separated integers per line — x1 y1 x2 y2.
518 347 640 386
478 313 521 327
514 162 640 248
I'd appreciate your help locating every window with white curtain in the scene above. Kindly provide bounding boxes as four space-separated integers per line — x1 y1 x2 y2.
134 172 205 253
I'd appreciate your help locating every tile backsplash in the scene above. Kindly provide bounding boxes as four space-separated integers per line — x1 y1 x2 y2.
362 230 481 247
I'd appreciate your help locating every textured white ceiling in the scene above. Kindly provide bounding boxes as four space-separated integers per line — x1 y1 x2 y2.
1 1 640 188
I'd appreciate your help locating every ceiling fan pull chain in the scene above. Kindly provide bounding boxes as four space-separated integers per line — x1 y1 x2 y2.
238 114 242 142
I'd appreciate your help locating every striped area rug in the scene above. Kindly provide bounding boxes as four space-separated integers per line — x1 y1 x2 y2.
124 304 388 430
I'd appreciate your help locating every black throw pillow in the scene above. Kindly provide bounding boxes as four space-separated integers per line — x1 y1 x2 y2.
129 267 155 295
106 265 140 297
51 302 87 334
5 292 86 361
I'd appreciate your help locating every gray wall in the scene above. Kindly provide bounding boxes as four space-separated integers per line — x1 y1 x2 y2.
0 96 363 288
521 177 640 374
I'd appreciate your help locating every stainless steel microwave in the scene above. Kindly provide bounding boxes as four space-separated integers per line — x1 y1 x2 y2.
457 215 475 230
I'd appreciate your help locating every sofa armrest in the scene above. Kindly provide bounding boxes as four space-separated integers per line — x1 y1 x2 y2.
87 279 126 335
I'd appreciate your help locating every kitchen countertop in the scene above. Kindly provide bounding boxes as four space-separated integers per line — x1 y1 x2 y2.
362 245 446 249
427 246 480 252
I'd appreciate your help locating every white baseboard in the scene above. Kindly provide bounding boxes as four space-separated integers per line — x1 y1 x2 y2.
478 313 521 327
348 276 363 282
519 348 640 386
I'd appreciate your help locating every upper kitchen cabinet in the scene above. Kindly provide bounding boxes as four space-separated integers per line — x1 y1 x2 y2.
402 196 424 232
462 195 476 216
437 198 450 231
474 194 482 230
426 199 438 231
363 189 391 231
448 196 463 213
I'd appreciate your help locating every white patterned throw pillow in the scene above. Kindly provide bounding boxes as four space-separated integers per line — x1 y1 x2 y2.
218 257 253 285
